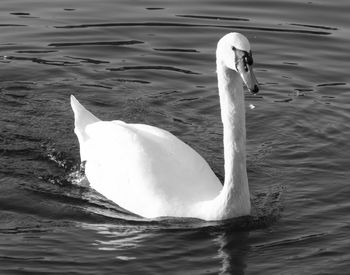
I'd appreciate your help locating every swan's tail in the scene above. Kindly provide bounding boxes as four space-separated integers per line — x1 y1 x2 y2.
70 95 100 161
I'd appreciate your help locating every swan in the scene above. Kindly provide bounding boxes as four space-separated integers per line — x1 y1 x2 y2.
71 32 259 221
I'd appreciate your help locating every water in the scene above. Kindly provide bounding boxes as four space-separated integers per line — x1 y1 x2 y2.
1 0 349 274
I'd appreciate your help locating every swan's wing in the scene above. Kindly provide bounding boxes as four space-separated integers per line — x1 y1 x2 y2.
70 96 221 218
84 121 221 218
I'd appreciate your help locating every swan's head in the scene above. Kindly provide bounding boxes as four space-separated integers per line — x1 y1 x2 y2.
217 32 259 94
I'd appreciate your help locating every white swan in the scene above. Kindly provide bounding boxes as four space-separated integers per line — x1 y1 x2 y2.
71 32 259 221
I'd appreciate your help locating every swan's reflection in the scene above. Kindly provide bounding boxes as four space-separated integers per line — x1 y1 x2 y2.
214 230 249 274
80 221 250 273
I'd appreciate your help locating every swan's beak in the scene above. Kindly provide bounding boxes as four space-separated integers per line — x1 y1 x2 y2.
238 65 259 94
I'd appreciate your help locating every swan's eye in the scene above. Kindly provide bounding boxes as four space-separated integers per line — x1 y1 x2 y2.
244 51 253 66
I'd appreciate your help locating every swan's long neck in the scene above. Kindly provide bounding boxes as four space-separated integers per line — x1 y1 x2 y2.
215 60 251 218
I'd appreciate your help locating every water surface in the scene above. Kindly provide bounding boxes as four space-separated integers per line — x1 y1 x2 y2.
1 0 350 274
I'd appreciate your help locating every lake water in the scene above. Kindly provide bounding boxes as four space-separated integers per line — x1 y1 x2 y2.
1 0 349 274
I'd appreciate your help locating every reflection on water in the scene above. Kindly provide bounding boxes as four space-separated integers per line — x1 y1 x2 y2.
76 185 283 273
214 231 249 275
81 222 250 274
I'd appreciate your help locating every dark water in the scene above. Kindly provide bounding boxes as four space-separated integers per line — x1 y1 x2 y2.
1 0 350 274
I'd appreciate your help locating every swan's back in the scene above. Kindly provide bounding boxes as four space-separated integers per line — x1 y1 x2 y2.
70 96 222 218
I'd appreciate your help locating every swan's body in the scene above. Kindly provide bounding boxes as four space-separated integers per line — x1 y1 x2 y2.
71 32 259 221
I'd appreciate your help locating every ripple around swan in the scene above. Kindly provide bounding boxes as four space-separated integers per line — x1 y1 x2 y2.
252 232 328 249
0 139 282 232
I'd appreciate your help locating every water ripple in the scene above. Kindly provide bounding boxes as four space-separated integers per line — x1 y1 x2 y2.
16 50 57 54
176 14 249 22
54 22 331 35
54 22 203 29
153 48 199 53
65 56 109 64
80 84 112 90
0 24 26 27
317 82 347 87
253 233 328 249
48 40 144 47
5 56 78 66
290 23 338 31
10 12 30 16
115 79 151 84
108 65 200 75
